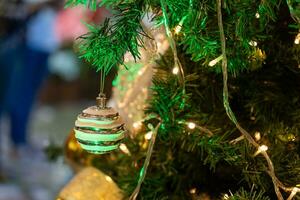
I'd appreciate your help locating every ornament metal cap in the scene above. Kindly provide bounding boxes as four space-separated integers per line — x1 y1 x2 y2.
96 93 107 109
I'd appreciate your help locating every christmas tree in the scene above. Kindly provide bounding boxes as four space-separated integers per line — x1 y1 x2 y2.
65 0 300 199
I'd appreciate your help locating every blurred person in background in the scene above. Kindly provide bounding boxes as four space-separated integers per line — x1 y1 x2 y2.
0 0 62 157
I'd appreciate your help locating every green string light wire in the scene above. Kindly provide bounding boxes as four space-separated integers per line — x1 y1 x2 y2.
217 0 300 199
128 2 190 198
129 122 161 200
160 0 186 89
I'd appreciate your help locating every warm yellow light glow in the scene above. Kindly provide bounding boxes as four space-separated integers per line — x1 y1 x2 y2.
189 188 196 194
249 40 258 47
294 33 300 45
138 70 143 76
105 175 113 183
172 67 179 74
133 121 142 130
119 143 130 155
254 145 268 156
255 13 260 18
144 132 153 140
157 42 162 49
187 122 196 129
254 131 261 141
223 194 230 200
174 25 182 35
259 145 268 152
209 55 223 66
174 16 186 35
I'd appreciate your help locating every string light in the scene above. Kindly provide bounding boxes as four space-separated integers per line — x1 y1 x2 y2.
287 187 299 200
189 188 196 194
187 122 196 129
138 70 143 76
174 16 187 35
223 194 229 200
172 66 179 74
255 12 260 18
254 131 261 141
144 131 153 140
208 55 223 66
105 175 113 183
157 41 162 49
294 33 300 44
253 145 268 157
133 121 142 130
119 143 131 155
249 40 258 47
174 25 183 35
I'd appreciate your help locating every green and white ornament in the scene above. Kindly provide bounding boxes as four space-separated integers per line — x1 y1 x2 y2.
74 94 126 154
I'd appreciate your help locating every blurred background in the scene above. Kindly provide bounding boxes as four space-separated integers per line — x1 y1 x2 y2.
0 0 114 199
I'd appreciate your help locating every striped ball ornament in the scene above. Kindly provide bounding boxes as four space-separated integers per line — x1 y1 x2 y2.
74 95 126 154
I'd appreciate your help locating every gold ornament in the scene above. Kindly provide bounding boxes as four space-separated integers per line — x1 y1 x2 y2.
64 129 95 172
57 167 123 200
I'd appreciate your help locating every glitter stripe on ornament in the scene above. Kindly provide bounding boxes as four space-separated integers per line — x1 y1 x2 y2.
75 126 125 133
74 129 125 142
74 94 126 154
76 139 120 146
79 143 120 154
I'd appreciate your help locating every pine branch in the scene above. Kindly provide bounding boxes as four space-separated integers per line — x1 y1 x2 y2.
228 188 271 200
77 1 145 74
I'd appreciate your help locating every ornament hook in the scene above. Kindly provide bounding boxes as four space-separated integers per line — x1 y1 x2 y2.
96 93 107 109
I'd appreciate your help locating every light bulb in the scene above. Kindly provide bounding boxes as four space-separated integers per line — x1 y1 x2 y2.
294 33 300 44
133 121 142 130
174 16 186 34
189 188 196 194
249 40 258 47
255 13 260 18
254 145 268 156
174 25 182 35
105 175 113 182
208 55 223 66
119 143 130 155
188 122 196 129
144 132 153 140
254 132 261 141
172 67 179 74
223 194 229 200
259 145 268 152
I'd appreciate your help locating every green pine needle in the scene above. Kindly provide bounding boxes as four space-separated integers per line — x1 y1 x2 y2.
76 2 145 74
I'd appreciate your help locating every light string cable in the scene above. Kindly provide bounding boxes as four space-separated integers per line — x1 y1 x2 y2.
217 0 299 199
128 23 162 200
160 0 186 89
129 120 161 200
